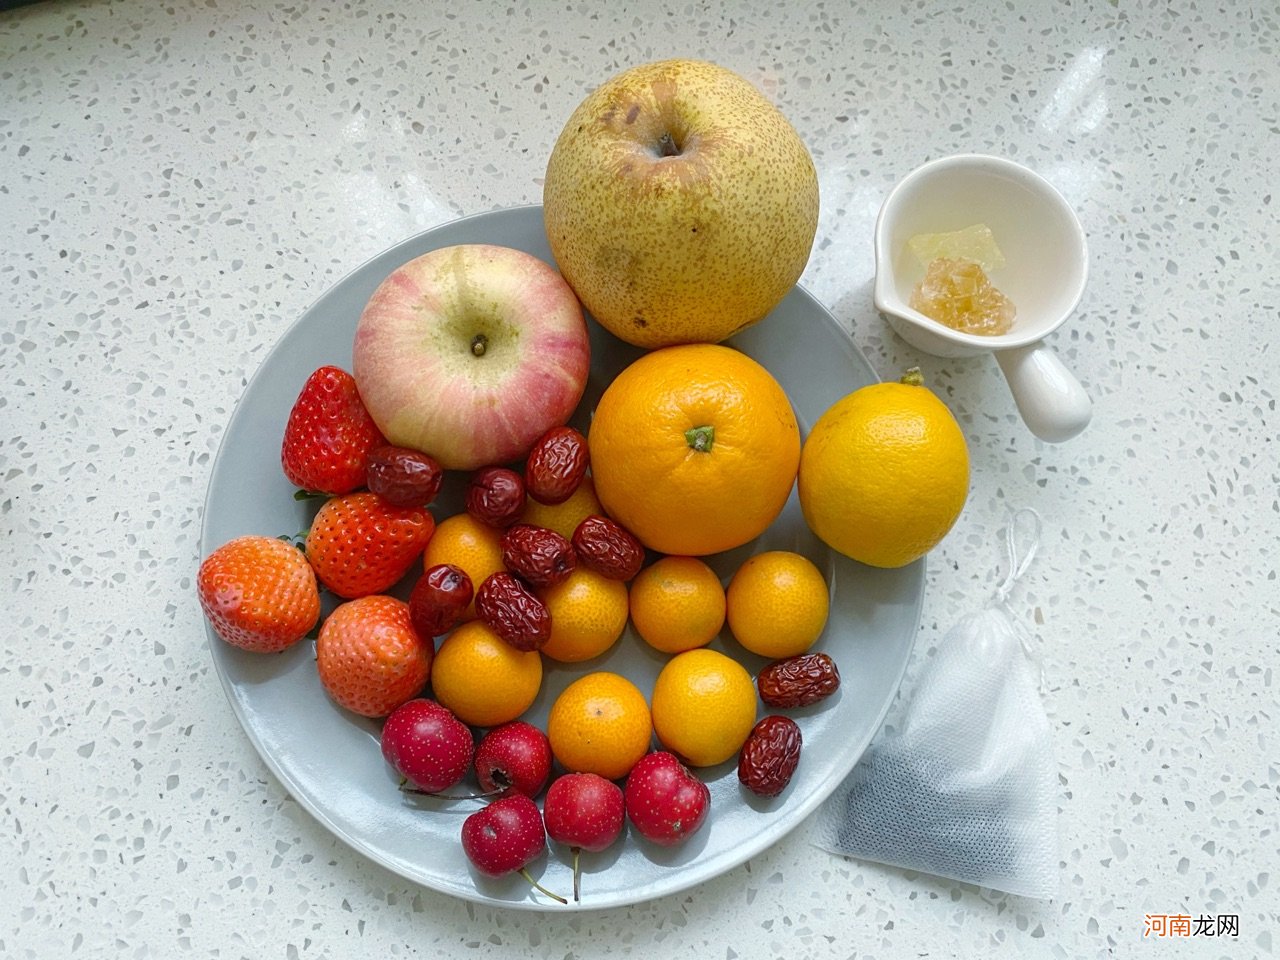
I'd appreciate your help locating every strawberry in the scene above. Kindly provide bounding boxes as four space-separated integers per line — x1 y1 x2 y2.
305 492 435 598
316 595 432 717
281 365 387 495
197 535 320 653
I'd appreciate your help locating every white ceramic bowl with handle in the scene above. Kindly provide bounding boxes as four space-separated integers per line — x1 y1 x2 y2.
873 154 1092 442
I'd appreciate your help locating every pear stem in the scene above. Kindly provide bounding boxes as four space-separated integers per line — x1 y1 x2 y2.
520 867 568 905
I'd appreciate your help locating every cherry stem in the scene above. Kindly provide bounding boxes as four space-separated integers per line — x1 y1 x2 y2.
520 867 568 905
571 846 582 903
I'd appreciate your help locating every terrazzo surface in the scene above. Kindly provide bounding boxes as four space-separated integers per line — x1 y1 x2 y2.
2 1 1277 957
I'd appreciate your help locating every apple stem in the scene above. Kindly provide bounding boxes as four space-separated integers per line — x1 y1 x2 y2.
571 846 582 903
400 783 504 802
684 424 715 453
657 131 680 157
519 867 568 905
470 333 488 357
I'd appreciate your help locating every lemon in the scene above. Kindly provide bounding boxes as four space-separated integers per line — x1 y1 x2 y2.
798 369 969 569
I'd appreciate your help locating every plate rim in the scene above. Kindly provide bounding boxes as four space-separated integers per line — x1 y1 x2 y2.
199 204 924 911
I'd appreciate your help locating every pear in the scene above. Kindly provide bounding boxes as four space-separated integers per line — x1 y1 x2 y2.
543 59 819 349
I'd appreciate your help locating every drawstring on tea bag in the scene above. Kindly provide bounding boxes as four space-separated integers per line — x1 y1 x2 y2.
992 507 1041 605
991 508 1044 689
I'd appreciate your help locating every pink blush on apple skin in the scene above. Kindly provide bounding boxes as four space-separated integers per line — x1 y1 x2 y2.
352 244 590 470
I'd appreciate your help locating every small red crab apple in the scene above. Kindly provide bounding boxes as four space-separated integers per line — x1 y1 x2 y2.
380 699 474 794
543 772 625 902
474 722 552 799
624 751 710 847
461 794 566 904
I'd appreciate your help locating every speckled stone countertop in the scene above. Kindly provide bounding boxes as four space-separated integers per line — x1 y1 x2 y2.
3 1 1276 957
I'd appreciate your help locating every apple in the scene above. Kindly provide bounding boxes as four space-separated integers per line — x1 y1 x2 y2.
460 794 567 904
623 751 710 847
352 244 590 470
543 772 626 903
474 721 553 799
543 59 819 349
380 699 474 794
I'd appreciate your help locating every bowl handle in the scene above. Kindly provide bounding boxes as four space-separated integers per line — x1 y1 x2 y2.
994 342 1092 442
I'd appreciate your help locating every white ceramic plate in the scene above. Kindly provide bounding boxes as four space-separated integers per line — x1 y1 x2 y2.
201 205 924 911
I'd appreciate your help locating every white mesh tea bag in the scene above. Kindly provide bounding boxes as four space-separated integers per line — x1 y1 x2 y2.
813 509 1058 899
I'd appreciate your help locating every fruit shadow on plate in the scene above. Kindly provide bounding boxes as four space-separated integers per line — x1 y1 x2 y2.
547 826 630 875
221 636 317 689
626 809 714 865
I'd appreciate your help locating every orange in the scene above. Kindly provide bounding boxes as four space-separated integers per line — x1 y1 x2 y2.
430 619 542 727
725 550 829 658
537 567 630 663
628 556 725 654
587 344 800 556
650 648 757 767
546 672 652 780
420 513 505 619
518 473 603 540
798 368 970 568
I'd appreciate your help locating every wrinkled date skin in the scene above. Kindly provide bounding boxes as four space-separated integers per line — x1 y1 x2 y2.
524 426 588 505
737 715 802 798
572 515 645 581
366 445 444 507
500 524 576 588
408 563 473 638
756 652 841 709
465 466 527 528
475 572 551 651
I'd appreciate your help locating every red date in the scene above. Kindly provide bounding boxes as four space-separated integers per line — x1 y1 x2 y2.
756 653 841 709
572 515 645 581
465 466 526 528
366 445 444 507
738 715 802 798
500 524 575 588
524 426 588 505
475 571 551 652
408 563 473 638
